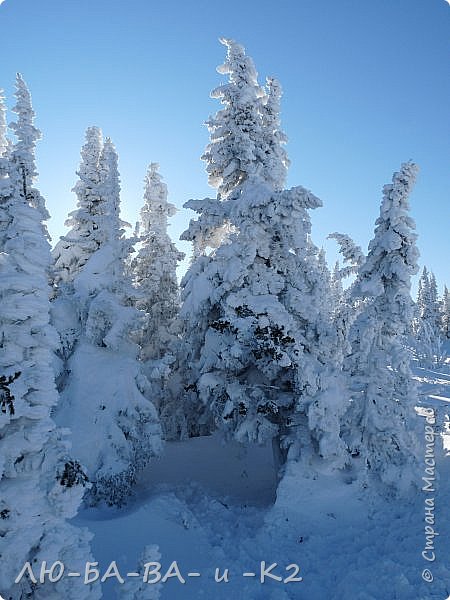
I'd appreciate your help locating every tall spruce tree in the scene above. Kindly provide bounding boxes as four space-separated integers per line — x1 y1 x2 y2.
0 75 100 600
132 163 184 361
180 39 346 468
416 266 429 317
0 90 10 247
261 76 290 191
346 161 420 494
440 285 450 339
99 137 131 249
9 74 48 223
414 266 443 366
428 272 441 333
326 233 367 375
0 88 7 156
52 126 105 287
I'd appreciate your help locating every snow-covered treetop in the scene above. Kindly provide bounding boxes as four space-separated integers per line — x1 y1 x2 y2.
9 73 41 181
355 161 419 300
328 232 365 280
73 126 103 197
58 131 130 273
68 126 104 228
132 162 184 361
429 271 438 303
261 76 289 190
328 233 364 267
8 73 49 221
187 39 290 257
100 137 119 191
99 137 129 242
139 163 176 237
416 266 430 314
53 126 109 286
215 37 260 93
202 38 266 199
416 266 441 331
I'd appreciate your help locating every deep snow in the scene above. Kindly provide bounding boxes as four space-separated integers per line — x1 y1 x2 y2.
71 353 450 600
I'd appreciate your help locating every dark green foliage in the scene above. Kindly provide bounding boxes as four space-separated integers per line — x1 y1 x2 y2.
210 319 238 334
253 323 295 360
58 460 89 488
0 371 21 416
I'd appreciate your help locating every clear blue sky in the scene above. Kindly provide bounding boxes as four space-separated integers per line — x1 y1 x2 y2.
0 0 448 291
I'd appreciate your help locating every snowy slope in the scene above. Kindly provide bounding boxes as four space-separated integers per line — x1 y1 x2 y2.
71 354 450 600
56 342 158 477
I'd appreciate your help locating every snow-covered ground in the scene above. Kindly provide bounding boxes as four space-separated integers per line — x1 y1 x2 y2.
74 355 450 600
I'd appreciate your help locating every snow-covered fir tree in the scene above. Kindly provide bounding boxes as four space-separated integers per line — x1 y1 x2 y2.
415 267 441 332
132 163 184 361
53 135 162 507
0 90 10 247
52 126 105 288
326 233 367 371
9 74 49 223
429 271 440 331
0 88 7 156
414 266 444 366
346 161 421 494
195 41 289 250
440 285 450 339
316 247 333 318
131 163 185 439
260 76 290 191
416 266 429 317
0 76 100 600
99 137 132 250
179 37 267 435
330 261 344 307
184 38 267 256
181 39 346 469
202 38 266 200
